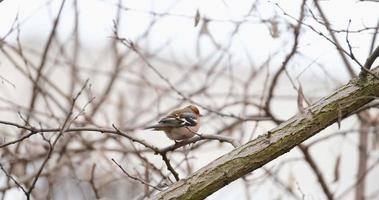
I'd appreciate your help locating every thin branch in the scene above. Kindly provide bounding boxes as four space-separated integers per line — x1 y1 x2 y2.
0 163 27 195
360 45 379 76
26 78 88 199
160 154 180 181
265 0 306 123
111 158 162 191
312 0 356 77
299 145 333 200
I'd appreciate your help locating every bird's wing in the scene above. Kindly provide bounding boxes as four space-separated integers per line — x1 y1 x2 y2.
159 112 197 127
145 112 197 130
157 117 185 127
178 112 197 126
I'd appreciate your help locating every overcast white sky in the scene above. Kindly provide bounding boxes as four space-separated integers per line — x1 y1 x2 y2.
1 0 378 75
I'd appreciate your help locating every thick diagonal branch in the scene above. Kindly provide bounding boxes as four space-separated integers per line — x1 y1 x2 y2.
154 66 379 200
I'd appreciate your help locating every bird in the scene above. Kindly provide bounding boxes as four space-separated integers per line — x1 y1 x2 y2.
145 105 201 141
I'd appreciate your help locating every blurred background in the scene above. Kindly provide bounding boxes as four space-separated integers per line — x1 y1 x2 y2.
1 0 379 199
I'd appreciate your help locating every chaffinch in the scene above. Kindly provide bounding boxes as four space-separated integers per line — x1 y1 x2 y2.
145 105 201 140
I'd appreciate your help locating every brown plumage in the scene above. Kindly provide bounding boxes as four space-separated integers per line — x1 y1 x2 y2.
145 105 201 140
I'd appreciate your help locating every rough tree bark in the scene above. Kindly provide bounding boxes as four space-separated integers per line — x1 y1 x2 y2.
154 66 379 200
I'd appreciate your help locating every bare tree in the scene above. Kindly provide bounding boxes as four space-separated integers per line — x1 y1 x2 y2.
0 0 379 199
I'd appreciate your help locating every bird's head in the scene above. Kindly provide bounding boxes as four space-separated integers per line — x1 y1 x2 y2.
186 105 200 116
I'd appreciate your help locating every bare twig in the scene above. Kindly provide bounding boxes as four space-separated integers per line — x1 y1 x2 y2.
0 163 27 195
111 158 162 191
299 145 333 200
26 78 88 199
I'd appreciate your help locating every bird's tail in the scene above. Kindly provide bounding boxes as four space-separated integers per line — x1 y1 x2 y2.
144 124 165 130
